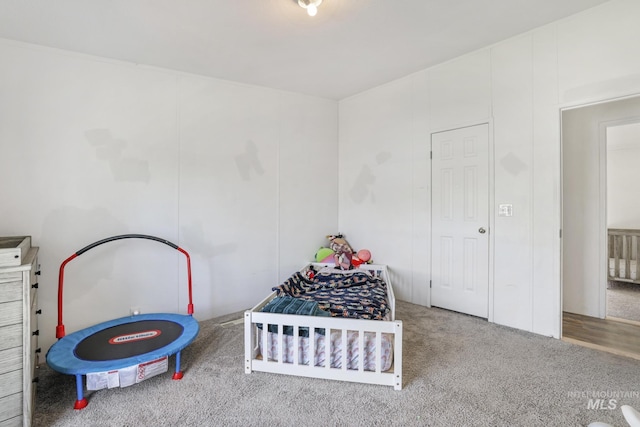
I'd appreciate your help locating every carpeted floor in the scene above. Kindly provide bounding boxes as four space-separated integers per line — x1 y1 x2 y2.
34 301 640 427
607 281 640 322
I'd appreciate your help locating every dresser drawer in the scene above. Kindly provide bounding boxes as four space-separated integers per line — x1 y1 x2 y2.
0 370 22 399
0 281 21 303
0 324 21 351
0 302 21 328
0 347 21 376
0 415 22 427
0 392 22 424
0 271 20 285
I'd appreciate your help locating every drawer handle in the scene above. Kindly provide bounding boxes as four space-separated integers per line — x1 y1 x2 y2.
36 309 42 315
32 330 39 336
32 283 39 289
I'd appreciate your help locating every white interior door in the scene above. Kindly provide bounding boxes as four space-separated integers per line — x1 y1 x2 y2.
431 124 489 318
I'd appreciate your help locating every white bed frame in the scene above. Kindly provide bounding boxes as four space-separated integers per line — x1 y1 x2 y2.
244 263 403 390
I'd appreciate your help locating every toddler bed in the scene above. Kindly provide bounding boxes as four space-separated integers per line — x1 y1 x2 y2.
244 263 402 390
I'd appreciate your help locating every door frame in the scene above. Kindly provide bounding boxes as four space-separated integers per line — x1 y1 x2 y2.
429 120 495 323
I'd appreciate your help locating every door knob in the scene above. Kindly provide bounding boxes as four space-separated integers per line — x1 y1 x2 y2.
479 227 486 234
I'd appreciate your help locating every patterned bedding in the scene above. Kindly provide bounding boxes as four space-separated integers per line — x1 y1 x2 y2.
271 267 391 321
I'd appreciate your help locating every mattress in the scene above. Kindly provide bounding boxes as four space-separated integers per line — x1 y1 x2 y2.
259 329 394 372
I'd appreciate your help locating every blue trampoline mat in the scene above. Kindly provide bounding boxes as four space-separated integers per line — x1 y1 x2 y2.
46 313 200 375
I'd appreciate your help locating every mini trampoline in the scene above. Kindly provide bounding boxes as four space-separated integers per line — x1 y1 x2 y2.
46 234 200 410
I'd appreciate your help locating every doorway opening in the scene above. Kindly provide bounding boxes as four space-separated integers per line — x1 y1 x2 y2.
561 95 640 359
605 122 640 325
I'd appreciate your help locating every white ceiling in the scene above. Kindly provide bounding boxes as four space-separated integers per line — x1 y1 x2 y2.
0 0 610 100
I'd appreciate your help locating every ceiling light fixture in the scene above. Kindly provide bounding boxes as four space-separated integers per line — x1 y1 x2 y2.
298 0 322 17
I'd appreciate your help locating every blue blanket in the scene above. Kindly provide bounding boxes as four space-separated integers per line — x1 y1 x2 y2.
258 296 330 336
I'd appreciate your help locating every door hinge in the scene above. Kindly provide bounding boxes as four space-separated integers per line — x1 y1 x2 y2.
430 280 432 288
559 229 562 238
430 151 432 159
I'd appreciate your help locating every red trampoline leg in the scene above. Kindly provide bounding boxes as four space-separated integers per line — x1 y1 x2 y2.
74 375 88 409
172 351 184 380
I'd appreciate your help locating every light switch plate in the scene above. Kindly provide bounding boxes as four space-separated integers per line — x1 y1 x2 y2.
499 204 513 217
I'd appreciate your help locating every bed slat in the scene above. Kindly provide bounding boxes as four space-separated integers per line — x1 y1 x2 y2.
293 325 299 366
309 327 316 367
357 330 365 373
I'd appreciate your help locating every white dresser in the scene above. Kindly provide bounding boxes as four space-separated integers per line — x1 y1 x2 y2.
0 237 39 427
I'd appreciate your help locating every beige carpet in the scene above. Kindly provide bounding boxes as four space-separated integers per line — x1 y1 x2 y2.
34 301 640 426
608 281 640 322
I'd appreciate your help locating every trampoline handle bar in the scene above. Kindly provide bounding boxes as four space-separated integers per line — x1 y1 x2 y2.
56 234 195 339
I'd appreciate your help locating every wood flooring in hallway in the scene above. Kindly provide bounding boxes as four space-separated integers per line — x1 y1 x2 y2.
563 312 640 360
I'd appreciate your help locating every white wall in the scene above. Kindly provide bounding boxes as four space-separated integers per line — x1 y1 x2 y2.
0 40 338 354
338 76 428 304
339 0 640 338
607 122 640 229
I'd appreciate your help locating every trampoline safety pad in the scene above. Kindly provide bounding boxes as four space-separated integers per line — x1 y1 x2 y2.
46 313 200 375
